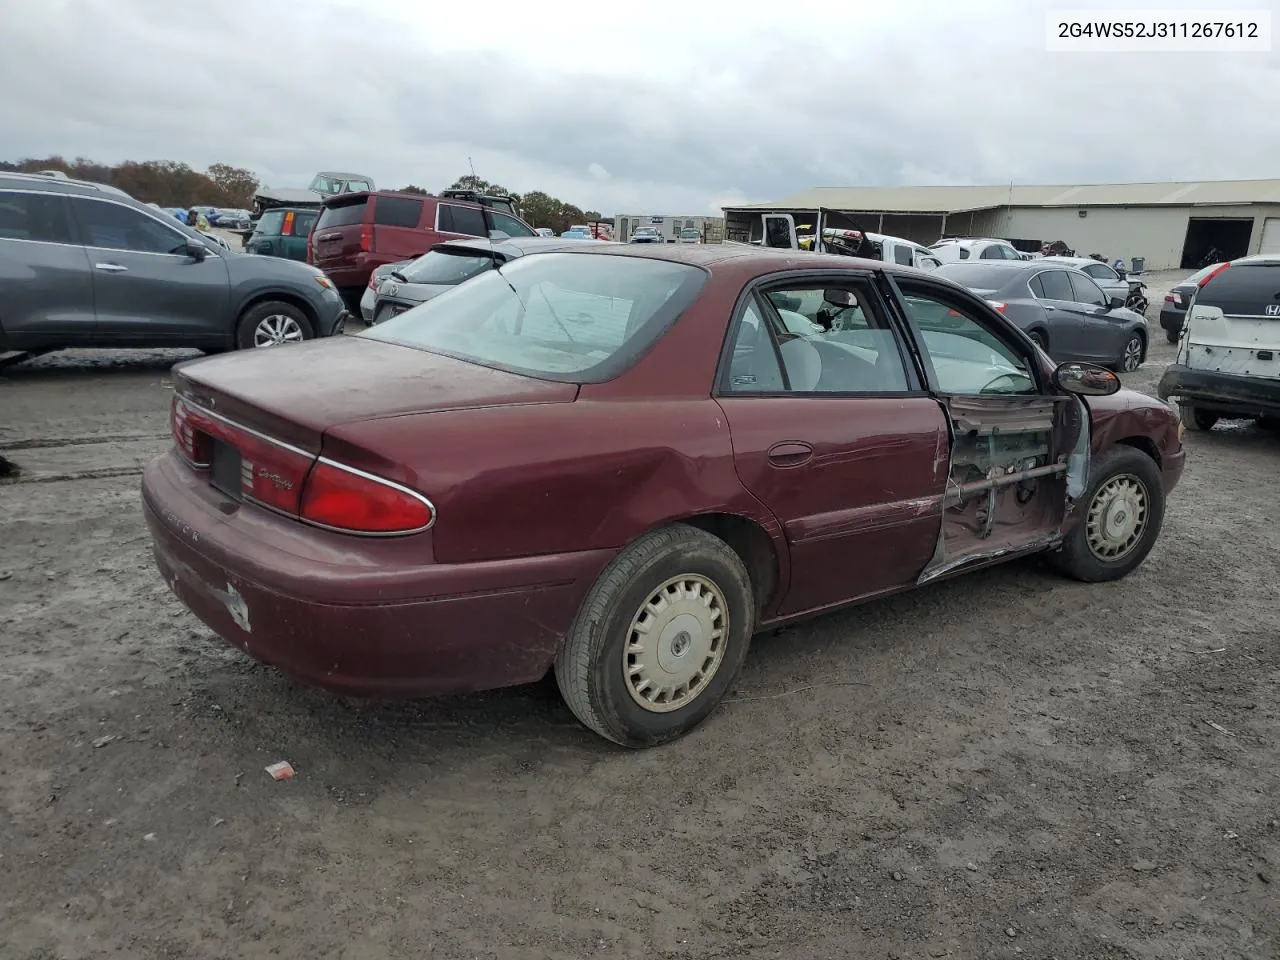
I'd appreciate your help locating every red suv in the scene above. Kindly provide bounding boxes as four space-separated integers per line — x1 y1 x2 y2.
308 190 537 309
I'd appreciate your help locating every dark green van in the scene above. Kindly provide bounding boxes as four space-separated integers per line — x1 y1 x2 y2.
246 207 319 261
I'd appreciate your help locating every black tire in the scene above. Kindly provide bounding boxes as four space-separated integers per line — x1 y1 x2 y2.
554 524 755 748
1028 329 1048 351
235 301 314 350
1165 328 1178 344
1118 332 1145 373
1049 445 1165 583
1257 416 1280 432
1180 403 1217 432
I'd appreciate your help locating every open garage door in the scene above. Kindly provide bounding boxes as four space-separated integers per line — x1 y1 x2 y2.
1259 217 1280 256
1179 217 1253 269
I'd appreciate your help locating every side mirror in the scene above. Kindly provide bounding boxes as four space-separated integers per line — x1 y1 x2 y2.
1109 295 1125 309
1054 361 1121 396
185 239 208 261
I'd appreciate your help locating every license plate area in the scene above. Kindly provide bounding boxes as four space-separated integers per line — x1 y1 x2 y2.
209 439 244 500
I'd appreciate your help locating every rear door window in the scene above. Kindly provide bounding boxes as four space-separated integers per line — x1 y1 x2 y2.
294 210 318 236
1197 263 1280 316
374 196 424 228
1032 269 1075 301
315 200 369 230
438 203 486 237
0 190 76 244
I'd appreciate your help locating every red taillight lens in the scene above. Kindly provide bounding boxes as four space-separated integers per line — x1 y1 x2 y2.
300 461 434 535
173 397 313 514
985 300 1008 313
171 395 211 466
1199 262 1230 287
359 224 372 253
282 210 295 236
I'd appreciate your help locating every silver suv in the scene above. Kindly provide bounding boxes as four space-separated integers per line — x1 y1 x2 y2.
0 173 349 365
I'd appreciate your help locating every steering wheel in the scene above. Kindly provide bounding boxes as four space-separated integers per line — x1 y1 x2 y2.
978 372 1035 395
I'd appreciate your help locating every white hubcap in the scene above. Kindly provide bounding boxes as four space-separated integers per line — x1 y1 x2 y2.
624 575 727 713
254 314 304 347
1086 474 1148 561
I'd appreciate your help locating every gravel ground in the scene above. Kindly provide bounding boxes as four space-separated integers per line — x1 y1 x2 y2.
2 272 1278 959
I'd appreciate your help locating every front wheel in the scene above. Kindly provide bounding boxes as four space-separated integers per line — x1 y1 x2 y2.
1028 329 1048 351
1119 333 1144 372
236 301 314 350
554 524 755 748
1049 445 1165 583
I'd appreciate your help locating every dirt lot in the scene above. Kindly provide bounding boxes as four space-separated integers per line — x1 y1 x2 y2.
2 277 1278 959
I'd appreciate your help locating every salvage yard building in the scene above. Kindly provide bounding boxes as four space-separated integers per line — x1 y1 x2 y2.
723 179 1280 270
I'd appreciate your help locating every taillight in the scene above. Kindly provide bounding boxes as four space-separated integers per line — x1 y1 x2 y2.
299 460 435 535
367 271 380 290
282 210 295 236
1199 262 1230 287
985 300 1008 313
171 395 211 467
172 397 313 514
359 224 372 253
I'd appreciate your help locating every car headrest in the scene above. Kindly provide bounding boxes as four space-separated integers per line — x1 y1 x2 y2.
778 338 821 391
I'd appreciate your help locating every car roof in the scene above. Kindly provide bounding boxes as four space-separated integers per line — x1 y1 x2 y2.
1041 255 1104 266
317 171 372 180
0 171 130 198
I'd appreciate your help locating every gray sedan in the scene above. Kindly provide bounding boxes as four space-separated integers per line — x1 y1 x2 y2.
934 261 1148 371
371 237 620 323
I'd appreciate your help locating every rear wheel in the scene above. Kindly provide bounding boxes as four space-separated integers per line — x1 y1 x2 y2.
1165 327 1179 344
235 301 313 350
1049 445 1165 583
1180 403 1218 432
1257 416 1280 432
554 524 754 748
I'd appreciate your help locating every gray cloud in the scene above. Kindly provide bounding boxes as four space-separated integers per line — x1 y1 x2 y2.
3 0 1279 214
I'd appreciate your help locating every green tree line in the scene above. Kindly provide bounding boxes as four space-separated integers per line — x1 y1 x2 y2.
1 158 606 233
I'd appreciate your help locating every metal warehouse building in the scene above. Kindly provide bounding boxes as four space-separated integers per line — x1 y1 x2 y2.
723 180 1280 270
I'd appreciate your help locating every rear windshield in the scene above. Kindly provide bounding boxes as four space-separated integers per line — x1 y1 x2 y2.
935 263 1018 289
360 252 707 383
254 210 285 235
315 200 368 230
1197 262 1280 316
1185 262 1224 284
399 248 492 285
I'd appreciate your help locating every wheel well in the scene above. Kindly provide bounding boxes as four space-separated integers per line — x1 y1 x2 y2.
1028 326 1048 347
1133 326 1148 359
681 513 779 616
236 292 318 332
1116 435 1160 468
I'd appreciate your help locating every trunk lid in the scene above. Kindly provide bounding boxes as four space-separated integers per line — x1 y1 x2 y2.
173 336 579 451
311 194 371 270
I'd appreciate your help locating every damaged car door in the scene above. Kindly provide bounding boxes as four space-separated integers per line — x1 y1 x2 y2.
714 276 950 616
885 276 1086 581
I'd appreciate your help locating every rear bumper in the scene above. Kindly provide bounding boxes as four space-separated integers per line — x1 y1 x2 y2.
141 453 613 697
1157 363 1280 419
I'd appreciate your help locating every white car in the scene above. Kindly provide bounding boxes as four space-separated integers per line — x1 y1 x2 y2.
930 237 1026 263
1038 256 1131 302
1158 255 1280 432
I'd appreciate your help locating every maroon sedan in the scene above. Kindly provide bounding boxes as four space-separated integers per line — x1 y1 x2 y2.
142 245 1186 747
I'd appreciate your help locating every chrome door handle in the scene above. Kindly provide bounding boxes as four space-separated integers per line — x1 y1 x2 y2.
94 262 128 273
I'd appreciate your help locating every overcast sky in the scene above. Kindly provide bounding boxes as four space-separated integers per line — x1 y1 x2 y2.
2 0 1278 214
